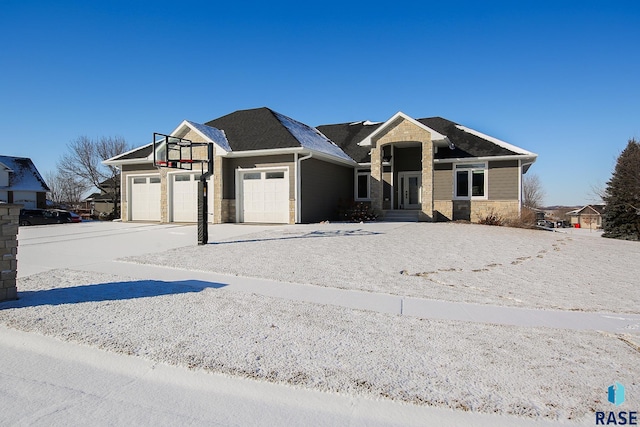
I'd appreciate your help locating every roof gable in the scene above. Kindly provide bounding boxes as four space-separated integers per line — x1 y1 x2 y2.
569 204 606 215
175 120 232 153
0 155 49 192
360 112 447 146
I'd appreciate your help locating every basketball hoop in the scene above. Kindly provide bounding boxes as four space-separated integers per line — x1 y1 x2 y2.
153 132 213 245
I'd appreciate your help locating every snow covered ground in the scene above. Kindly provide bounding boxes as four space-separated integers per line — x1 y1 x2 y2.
124 222 639 313
2 221 639 425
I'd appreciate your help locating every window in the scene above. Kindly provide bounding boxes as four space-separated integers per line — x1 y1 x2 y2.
133 177 146 184
266 172 284 179
150 177 161 184
175 175 191 182
243 173 261 180
356 170 370 200
455 163 486 199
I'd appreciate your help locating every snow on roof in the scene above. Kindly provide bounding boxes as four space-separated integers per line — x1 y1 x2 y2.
274 112 355 163
349 120 382 126
455 125 534 156
0 155 49 192
184 121 232 153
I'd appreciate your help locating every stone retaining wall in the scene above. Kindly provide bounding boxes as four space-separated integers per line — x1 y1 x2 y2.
0 204 19 302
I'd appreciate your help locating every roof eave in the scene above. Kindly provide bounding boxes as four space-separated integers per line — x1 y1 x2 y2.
103 158 154 166
224 147 356 167
433 154 538 164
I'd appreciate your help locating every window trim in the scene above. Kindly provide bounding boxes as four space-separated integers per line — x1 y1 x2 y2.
453 162 488 200
355 169 371 201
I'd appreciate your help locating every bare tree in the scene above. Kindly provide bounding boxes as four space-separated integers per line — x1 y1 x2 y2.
58 136 130 217
523 173 545 209
45 170 90 207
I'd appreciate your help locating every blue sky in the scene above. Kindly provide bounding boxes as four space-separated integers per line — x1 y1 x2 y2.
1 0 638 206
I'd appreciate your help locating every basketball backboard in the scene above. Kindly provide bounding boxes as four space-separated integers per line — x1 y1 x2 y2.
153 133 194 170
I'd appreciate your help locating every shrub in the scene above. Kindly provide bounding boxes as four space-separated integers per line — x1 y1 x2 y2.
478 211 503 226
338 199 378 222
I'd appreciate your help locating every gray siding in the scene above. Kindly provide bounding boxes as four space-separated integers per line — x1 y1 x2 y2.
301 158 353 223
434 163 453 201
122 163 157 172
488 160 519 200
223 155 295 199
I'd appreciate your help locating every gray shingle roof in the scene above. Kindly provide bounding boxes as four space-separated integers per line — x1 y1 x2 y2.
317 116 525 163
316 121 382 164
418 117 519 159
205 107 303 151
108 109 532 166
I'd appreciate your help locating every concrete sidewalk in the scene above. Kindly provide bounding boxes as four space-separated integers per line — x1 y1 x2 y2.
85 259 640 334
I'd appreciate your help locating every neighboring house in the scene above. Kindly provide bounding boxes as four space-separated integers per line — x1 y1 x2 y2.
81 177 118 218
0 155 49 209
568 204 606 229
105 107 538 224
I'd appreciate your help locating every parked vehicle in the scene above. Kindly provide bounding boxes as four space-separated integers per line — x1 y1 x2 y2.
19 209 80 226
536 219 555 228
69 211 82 223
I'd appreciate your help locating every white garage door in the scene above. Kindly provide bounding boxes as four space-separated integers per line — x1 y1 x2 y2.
171 173 197 222
12 191 37 209
130 176 161 221
240 170 289 223
170 173 214 223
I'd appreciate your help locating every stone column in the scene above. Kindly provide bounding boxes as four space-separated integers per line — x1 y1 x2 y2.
370 145 383 212
0 204 19 301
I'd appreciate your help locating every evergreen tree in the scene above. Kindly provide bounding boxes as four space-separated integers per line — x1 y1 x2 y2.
602 138 640 240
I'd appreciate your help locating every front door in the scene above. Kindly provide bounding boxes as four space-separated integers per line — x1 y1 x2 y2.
399 172 421 209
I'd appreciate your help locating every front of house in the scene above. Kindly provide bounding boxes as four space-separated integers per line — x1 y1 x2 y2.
0 155 49 209
105 108 537 224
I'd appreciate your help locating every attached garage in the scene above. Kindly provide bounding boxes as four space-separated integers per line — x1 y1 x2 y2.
238 169 289 223
129 175 161 221
12 191 37 209
169 173 213 223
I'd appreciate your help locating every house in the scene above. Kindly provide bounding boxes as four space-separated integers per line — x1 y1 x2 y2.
568 204 606 229
81 177 118 219
0 155 49 209
104 107 538 224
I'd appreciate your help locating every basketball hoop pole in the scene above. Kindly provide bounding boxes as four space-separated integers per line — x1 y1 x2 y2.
197 143 214 245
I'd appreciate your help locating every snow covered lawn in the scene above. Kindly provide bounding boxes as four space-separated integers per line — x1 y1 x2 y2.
124 222 640 313
2 222 639 424
2 269 638 423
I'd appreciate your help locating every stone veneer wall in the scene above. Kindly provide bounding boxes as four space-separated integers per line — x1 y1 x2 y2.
371 117 434 221
470 200 520 223
0 204 19 302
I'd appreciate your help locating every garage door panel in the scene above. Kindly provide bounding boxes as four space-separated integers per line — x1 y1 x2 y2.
241 170 288 224
130 176 161 221
171 174 197 222
170 173 214 223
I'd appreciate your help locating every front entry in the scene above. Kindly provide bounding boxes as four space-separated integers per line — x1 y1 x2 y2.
398 172 422 209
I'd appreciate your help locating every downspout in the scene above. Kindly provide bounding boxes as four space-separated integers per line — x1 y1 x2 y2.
518 159 522 217
296 152 313 223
